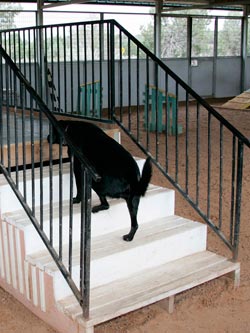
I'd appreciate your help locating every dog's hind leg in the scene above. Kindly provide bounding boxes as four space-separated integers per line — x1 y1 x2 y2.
92 195 109 213
123 195 140 242
72 157 82 204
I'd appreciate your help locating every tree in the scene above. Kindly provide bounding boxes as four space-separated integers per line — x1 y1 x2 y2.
217 18 241 56
161 16 188 58
0 3 22 30
139 12 242 58
191 17 214 57
139 18 154 53
140 12 213 58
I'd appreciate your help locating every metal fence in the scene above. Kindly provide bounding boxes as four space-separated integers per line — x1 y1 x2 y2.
0 19 250 318
0 44 100 318
108 20 250 261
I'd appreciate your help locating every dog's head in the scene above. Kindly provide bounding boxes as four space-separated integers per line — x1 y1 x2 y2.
47 121 68 146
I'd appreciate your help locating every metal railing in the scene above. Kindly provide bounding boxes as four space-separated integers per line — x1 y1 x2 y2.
0 20 250 320
0 44 100 318
108 20 250 261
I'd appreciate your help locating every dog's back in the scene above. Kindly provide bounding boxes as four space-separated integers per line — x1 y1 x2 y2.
52 120 152 241
63 120 141 184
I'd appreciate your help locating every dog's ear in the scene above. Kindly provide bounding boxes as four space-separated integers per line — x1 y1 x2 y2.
47 131 58 144
47 124 60 144
47 121 69 144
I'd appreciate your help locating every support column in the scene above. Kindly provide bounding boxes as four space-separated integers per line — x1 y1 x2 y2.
155 0 163 58
36 0 46 102
241 5 249 92
36 0 44 26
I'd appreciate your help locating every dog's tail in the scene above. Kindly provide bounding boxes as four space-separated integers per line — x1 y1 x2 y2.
136 157 152 196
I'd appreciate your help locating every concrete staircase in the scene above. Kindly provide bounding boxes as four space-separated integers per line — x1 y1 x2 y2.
0 159 240 333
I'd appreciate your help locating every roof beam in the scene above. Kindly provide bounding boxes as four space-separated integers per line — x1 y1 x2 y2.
162 0 245 12
210 0 250 5
41 0 96 9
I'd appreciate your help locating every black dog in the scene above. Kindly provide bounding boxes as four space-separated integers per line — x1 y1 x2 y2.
48 120 152 241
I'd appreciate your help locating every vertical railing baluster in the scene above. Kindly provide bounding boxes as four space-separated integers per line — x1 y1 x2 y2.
175 83 179 182
39 104 44 230
136 46 140 141
80 167 92 320
63 26 67 114
6 65 11 174
59 136 63 261
106 23 110 114
155 63 159 161
44 27 48 105
22 30 27 107
21 83 27 202
57 26 61 112
128 38 131 131
119 30 123 122
76 25 80 114
70 25 74 115
30 101 35 214
33 28 38 105
51 27 54 110
49 123 53 246
91 23 95 116
233 141 244 261
146 55 149 151
196 102 200 206
230 135 236 245
185 92 189 194
14 73 19 187
0 53 3 165
28 29 32 104
207 112 211 219
219 123 224 229
84 24 87 114
165 73 169 173
38 27 44 102
11 31 15 106
99 22 103 118
110 22 115 119
69 153 74 275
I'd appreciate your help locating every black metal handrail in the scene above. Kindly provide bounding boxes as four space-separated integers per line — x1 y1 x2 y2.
0 20 249 323
0 43 101 318
108 19 250 260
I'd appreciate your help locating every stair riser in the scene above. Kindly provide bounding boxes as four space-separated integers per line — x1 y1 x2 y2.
0 172 74 214
52 223 207 300
4 188 175 255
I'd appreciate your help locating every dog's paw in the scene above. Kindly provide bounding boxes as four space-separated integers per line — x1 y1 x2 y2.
73 197 81 204
123 226 138 242
92 204 109 213
123 233 134 242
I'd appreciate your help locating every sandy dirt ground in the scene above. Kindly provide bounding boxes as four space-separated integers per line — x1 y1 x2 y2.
1 100 250 333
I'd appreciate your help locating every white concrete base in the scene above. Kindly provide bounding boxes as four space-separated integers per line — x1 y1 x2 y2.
0 157 241 333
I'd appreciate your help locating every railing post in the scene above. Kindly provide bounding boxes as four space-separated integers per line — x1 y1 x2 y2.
80 167 92 319
233 141 244 261
109 21 116 119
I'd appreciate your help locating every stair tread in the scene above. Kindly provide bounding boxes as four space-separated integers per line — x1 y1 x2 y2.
26 215 205 272
3 183 170 227
56 250 239 326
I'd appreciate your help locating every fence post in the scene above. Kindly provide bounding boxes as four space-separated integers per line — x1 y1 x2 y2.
109 21 116 119
80 167 92 319
233 141 244 261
